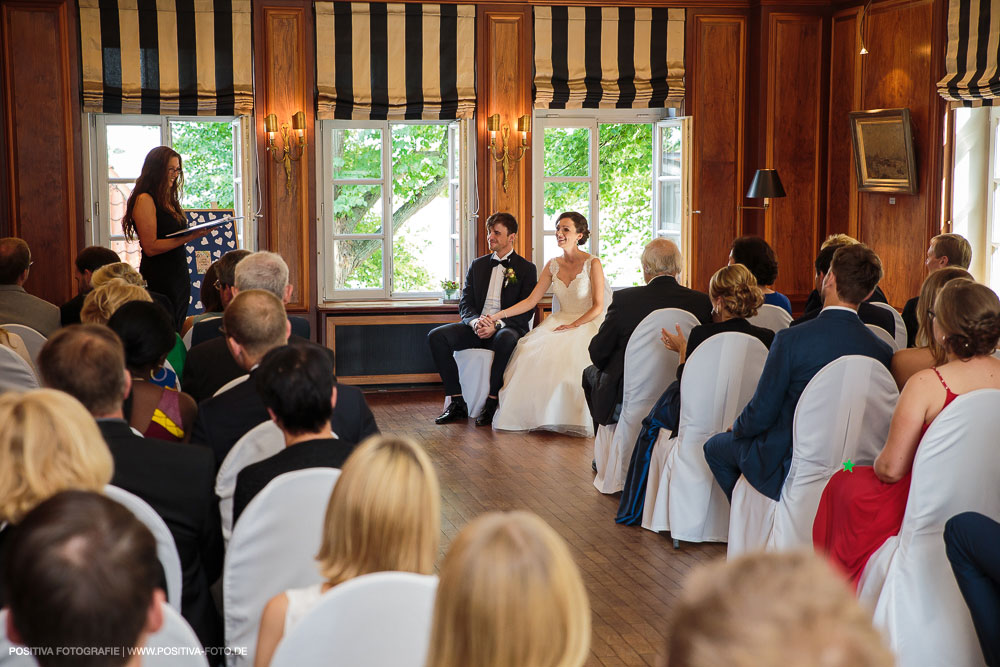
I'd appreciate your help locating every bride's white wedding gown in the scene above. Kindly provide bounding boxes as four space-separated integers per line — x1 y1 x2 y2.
493 256 604 437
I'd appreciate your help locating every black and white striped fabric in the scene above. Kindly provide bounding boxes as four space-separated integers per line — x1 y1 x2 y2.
533 6 685 109
78 0 253 116
938 0 1000 107
314 2 476 121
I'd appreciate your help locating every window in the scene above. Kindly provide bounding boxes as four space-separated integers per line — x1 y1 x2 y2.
533 111 690 287
986 108 1000 292
318 120 469 300
85 115 253 267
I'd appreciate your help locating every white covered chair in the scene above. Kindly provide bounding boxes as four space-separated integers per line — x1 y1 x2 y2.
642 333 768 544
870 301 907 350
270 572 438 667
104 485 183 610
0 324 45 366
857 389 1000 667
223 468 341 667
215 420 284 545
747 304 792 333
866 323 898 351
213 373 250 398
442 349 493 419
0 345 37 393
727 355 897 557
594 308 700 494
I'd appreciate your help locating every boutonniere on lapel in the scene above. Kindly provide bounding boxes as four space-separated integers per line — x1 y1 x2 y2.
504 267 518 288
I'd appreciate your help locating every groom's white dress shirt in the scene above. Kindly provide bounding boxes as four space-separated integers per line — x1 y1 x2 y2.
472 248 513 330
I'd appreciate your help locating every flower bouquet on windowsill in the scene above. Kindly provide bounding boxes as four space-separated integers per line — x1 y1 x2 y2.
441 280 461 304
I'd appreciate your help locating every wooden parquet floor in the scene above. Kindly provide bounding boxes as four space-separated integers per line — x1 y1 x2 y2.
365 390 727 667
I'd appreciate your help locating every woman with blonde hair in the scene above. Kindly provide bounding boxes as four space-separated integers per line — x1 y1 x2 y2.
91 261 145 288
890 266 972 388
617 263 775 523
253 435 440 667
80 278 152 325
426 511 591 667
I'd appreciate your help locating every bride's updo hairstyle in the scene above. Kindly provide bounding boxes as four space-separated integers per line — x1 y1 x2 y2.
709 264 764 319
557 212 590 246
933 278 1000 360
426 511 591 667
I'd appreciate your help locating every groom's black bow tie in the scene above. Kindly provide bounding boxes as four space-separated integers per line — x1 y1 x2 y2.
490 257 510 269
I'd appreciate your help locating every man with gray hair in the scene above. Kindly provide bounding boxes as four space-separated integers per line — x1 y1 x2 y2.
582 239 712 434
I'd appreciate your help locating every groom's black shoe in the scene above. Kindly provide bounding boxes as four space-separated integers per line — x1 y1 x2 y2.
435 397 469 424
475 397 499 427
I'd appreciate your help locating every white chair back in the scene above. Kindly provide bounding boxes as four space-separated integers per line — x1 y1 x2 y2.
593 308 700 494
728 356 898 556
0 606 209 667
443 349 494 419
213 374 250 398
216 420 284 545
223 468 341 667
642 333 768 542
0 324 45 366
866 323 898 351
747 304 791 333
870 302 907 350
104 485 183 610
270 572 438 667
858 389 1000 667
0 345 37 393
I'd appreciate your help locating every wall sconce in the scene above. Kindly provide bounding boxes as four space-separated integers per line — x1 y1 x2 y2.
738 169 787 211
858 0 872 55
264 111 306 194
487 113 531 192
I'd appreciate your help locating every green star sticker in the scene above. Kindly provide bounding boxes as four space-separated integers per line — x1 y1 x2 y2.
842 459 855 472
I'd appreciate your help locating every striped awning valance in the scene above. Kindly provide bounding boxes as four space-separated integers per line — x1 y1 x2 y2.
534 6 685 109
78 0 253 116
315 2 477 121
938 0 1000 107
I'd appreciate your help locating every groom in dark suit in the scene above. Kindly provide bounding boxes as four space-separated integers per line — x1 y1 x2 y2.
428 212 537 426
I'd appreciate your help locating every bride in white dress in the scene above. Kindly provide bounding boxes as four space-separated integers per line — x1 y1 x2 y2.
482 212 606 437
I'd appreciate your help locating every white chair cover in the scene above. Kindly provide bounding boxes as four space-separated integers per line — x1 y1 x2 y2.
0 346 37 393
728 355 898 557
642 333 768 542
443 349 494 419
270 572 438 667
0 324 45 366
870 301 907 350
747 304 792 333
104 485 183 610
857 389 1000 667
0 605 209 667
866 323 898 351
223 468 341 667
594 308 700 494
213 374 250 398
216 420 284 546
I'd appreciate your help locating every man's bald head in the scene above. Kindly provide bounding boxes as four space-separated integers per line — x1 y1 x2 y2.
641 238 683 283
0 238 30 285
222 290 290 367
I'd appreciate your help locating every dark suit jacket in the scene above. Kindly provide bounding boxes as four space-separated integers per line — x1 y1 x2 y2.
190 314 310 348
232 437 356 525
803 284 888 315
902 295 919 348
586 275 713 424
791 301 895 336
732 309 894 500
59 292 85 326
459 253 537 335
183 332 309 403
98 419 223 649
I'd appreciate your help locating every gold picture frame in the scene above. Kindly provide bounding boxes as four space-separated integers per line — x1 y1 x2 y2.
849 108 918 194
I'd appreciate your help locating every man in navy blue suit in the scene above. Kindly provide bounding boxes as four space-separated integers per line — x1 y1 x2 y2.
704 243 894 502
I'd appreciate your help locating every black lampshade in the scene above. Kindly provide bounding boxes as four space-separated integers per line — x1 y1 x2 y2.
746 169 786 199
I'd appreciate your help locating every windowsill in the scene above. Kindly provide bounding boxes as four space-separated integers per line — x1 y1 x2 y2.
319 299 455 311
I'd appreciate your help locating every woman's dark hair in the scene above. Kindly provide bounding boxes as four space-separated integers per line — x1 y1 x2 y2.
731 236 778 287
200 261 223 313
934 279 1000 360
122 146 184 242
557 211 590 246
106 300 177 375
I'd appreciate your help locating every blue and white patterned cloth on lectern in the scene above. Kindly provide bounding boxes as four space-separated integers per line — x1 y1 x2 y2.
184 209 238 317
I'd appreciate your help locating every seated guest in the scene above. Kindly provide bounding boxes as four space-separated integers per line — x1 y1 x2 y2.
80 278 152 324
3 491 165 666
663 551 892 667
945 511 1000 667
0 389 113 605
254 435 440 667
583 239 712 432
814 279 1000 585
60 245 121 325
792 242 896 336
233 343 355 524
617 264 774 524
186 249 250 346
901 233 972 348
37 323 223 650
181 259 224 336
426 511 590 667
0 237 59 336
704 244 894 502
802 234 888 314
890 266 972 388
107 301 197 441
729 236 791 314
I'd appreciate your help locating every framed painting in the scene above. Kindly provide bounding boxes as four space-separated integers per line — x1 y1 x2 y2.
849 108 918 194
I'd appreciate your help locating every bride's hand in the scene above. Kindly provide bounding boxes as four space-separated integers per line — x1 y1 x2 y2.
553 323 577 332
661 325 688 361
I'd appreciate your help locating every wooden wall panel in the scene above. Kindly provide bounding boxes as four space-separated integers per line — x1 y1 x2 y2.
687 12 747 292
765 12 825 299
0 0 82 305
827 7 861 238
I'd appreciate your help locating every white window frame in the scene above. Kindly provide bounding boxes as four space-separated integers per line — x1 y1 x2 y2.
317 118 472 303
986 108 1000 291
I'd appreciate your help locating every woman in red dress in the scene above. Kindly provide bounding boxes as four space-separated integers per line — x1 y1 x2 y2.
814 279 1000 586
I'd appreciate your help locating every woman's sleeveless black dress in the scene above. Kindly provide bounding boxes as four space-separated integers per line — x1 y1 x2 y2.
139 204 190 331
